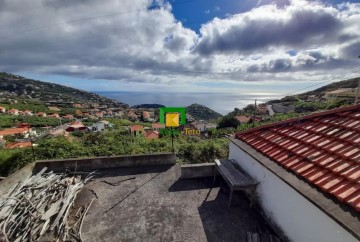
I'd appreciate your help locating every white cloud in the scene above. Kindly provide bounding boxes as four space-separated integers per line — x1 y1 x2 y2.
0 0 359 91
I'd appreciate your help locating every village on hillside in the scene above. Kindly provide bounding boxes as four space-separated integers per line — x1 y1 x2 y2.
0 85 357 150
0 98 220 149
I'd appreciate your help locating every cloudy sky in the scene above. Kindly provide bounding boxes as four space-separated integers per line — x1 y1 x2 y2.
0 0 359 95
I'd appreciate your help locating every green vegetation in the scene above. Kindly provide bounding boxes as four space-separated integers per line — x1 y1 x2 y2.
293 99 352 113
0 115 15 128
298 77 360 100
0 112 305 176
0 132 229 176
186 103 222 121
217 115 240 129
0 102 49 113
105 118 152 128
0 72 128 108
1 72 359 178
0 115 70 128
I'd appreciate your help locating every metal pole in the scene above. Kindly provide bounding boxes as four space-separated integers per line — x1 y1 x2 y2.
252 99 257 127
59 116 65 135
356 56 360 104
355 78 360 105
26 117 36 162
171 127 174 153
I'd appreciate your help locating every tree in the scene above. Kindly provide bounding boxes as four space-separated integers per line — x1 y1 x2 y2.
217 115 240 129
243 104 255 114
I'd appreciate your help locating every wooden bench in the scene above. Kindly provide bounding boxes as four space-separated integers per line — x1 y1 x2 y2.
213 159 258 207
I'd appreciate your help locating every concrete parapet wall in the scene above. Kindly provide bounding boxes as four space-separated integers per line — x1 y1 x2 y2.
181 163 215 179
0 153 175 196
33 153 176 173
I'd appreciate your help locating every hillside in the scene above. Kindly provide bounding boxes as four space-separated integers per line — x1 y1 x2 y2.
186 103 222 121
298 76 360 100
0 72 128 108
132 104 165 109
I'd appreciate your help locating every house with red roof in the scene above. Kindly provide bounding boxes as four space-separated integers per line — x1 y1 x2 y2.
66 121 87 132
72 103 83 108
143 111 151 120
16 123 29 128
0 106 6 113
0 127 32 139
128 111 138 121
7 109 19 115
235 115 251 124
130 125 144 136
256 103 268 115
5 141 32 149
230 104 360 242
105 110 113 117
62 114 74 120
22 110 33 116
48 113 60 118
152 123 165 130
145 130 159 140
95 112 104 118
36 112 47 118
75 109 83 117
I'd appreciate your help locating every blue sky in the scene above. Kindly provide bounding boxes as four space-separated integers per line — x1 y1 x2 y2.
0 0 359 96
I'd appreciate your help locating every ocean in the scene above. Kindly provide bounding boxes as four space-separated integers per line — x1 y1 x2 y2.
95 91 283 115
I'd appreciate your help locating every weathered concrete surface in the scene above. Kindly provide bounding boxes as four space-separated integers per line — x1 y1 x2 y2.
181 163 215 179
33 153 175 173
77 165 279 242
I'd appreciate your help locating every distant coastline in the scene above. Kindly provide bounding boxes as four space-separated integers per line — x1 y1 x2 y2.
95 91 282 115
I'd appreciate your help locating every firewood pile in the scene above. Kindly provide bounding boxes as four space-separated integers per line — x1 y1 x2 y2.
0 168 95 242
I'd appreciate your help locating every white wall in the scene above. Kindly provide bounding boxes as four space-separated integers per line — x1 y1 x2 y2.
229 142 358 242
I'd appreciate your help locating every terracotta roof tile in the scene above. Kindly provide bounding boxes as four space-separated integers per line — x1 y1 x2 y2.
235 104 360 212
5 141 32 149
0 127 29 136
130 125 144 132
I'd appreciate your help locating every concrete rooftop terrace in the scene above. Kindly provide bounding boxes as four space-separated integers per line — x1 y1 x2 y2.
74 164 281 242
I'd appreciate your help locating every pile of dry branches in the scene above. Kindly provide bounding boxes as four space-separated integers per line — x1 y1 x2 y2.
0 168 94 242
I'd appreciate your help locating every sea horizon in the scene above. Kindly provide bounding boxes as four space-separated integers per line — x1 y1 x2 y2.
95 91 284 115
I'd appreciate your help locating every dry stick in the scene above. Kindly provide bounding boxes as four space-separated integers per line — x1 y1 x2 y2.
23 197 43 215
59 192 79 239
79 198 95 242
2 198 23 242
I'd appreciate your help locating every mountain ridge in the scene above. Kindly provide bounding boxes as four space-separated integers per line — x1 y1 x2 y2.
0 72 128 108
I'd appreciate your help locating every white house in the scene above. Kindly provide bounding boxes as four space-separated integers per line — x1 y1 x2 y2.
89 122 105 132
99 120 112 128
229 104 360 242
88 121 112 132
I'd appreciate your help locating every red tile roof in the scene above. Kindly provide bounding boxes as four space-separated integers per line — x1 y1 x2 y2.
152 123 165 129
130 125 144 132
143 111 150 119
5 141 32 149
145 130 159 139
68 121 85 128
235 115 251 124
62 114 74 119
235 104 360 212
0 127 29 136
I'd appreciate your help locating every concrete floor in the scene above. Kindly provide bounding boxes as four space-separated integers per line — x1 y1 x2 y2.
75 165 280 242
